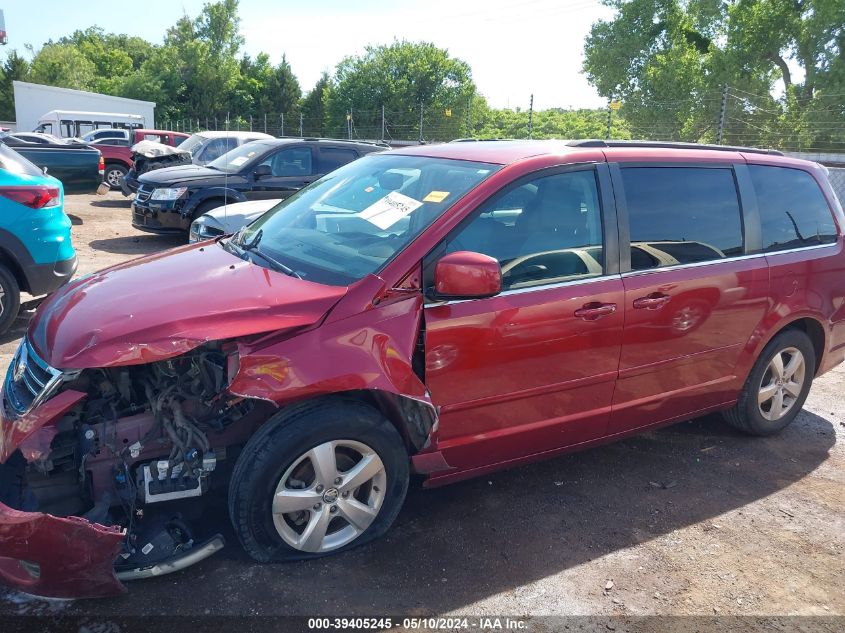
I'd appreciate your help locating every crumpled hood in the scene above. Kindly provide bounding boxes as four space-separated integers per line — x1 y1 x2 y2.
28 242 348 369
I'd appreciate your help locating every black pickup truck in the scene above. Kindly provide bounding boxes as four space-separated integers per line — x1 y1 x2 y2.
0 134 103 194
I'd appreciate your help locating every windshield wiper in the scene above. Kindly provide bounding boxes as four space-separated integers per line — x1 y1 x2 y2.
239 229 303 279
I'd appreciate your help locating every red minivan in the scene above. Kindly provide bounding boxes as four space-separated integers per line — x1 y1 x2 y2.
1 140 844 598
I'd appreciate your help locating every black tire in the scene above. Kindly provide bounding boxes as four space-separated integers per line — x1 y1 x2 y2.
229 398 409 562
192 199 225 221
104 163 128 189
722 328 815 436
0 264 20 335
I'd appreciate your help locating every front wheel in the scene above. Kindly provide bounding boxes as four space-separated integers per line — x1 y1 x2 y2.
0 264 20 335
229 399 409 562
722 329 815 436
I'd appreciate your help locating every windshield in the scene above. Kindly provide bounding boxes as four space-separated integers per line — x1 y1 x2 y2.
225 153 500 285
208 141 272 172
178 134 208 155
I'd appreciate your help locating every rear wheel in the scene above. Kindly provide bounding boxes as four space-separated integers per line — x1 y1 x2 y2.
104 163 128 189
722 329 815 436
229 399 409 562
0 264 20 335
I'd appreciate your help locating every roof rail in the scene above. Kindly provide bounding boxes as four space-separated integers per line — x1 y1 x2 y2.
449 137 514 143
278 135 390 147
566 139 783 156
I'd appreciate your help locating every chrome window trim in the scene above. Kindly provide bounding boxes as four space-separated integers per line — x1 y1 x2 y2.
424 241 839 307
621 242 838 279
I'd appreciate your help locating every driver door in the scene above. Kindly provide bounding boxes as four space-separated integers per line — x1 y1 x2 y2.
247 146 317 200
423 165 625 474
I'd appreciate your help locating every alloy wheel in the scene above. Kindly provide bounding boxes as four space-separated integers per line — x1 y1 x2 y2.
758 346 805 421
106 169 124 187
272 440 386 553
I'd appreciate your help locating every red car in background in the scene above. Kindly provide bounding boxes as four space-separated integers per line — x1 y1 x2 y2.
0 139 844 598
92 129 190 189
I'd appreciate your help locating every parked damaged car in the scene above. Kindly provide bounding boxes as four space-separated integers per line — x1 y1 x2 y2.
2 140 845 599
121 131 274 196
132 138 387 234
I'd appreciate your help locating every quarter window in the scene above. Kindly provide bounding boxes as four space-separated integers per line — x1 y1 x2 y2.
749 165 838 252
442 170 604 290
621 167 744 270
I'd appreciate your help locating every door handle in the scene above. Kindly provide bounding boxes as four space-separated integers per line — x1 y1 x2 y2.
633 293 671 310
574 302 617 321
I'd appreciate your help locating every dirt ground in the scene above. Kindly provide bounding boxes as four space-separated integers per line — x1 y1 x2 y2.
0 192 843 625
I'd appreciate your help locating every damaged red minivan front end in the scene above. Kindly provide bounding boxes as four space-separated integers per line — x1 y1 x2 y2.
0 149 507 599
0 241 357 597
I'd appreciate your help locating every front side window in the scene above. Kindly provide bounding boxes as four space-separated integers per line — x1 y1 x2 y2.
621 167 744 270
260 147 314 177
440 169 604 290
224 154 500 286
749 165 838 252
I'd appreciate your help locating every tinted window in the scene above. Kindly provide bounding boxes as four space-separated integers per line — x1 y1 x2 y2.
0 143 46 177
749 165 838 252
442 169 604 290
319 147 358 172
262 147 313 177
622 167 743 270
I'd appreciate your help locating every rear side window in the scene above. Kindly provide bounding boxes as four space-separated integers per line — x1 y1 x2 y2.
319 147 358 173
749 165 838 252
621 167 744 270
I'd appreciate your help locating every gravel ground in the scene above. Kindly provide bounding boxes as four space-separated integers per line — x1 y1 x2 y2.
0 192 843 625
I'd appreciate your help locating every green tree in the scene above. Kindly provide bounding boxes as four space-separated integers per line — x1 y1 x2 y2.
29 44 96 91
0 50 30 120
301 71 329 136
325 41 476 141
583 0 845 150
161 0 245 120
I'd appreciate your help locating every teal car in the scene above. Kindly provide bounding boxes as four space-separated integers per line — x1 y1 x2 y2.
0 144 77 333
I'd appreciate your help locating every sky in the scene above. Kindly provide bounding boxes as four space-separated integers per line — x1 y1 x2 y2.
1 0 615 111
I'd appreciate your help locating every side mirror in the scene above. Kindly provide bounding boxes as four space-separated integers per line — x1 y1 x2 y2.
253 164 272 179
432 251 502 300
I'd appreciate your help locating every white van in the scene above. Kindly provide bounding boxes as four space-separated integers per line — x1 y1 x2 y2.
34 110 146 139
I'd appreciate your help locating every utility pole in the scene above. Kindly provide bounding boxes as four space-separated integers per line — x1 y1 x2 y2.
299 112 304 137
381 104 386 142
418 102 424 144
528 93 534 139
606 100 612 139
465 96 471 136
347 110 352 139
263 113 267 134
717 84 729 144
280 113 285 136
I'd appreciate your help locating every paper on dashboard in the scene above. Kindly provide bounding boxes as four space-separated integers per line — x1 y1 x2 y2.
358 191 423 230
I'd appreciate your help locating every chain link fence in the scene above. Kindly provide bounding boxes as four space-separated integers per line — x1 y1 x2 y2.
827 167 845 206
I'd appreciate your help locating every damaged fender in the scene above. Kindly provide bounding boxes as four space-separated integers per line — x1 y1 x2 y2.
0 502 125 599
0 389 127 598
229 285 438 450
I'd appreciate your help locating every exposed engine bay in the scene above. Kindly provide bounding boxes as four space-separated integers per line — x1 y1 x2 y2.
0 341 268 582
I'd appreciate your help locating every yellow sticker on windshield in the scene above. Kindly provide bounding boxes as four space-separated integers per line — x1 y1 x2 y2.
423 191 450 203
